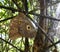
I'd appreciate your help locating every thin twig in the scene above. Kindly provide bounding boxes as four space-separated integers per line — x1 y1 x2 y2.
0 5 38 13
29 12 60 21
48 40 60 48
24 0 30 52
12 0 22 10
0 37 23 52
42 15 60 21
0 5 18 12
0 3 60 22
0 12 60 23
0 5 25 13
0 16 16 23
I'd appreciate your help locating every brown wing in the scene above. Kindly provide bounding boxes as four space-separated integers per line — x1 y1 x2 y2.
9 13 37 40
9 13 24 40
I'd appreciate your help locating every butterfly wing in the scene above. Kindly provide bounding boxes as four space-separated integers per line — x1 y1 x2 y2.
9 13 37 40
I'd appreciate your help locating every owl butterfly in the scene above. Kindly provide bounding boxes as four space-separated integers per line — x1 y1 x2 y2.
9 13 37 40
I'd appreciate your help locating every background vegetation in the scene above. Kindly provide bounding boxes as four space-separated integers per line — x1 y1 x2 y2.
0 0 60 52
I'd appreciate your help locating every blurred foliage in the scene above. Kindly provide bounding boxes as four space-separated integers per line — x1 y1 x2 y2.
0 0 60 52
0 0 39 52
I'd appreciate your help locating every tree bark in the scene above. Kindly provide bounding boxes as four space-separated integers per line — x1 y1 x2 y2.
33 0 49 52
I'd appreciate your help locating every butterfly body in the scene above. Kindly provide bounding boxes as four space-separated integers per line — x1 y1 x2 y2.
9 13 37 40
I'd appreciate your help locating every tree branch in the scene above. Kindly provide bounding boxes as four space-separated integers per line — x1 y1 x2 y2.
0 5 38 15
29 12 60 21
0 5 18 11
12 0 22 10
0 5 60 22
0 5 25 13
0 37 23 52
0 16 16 23
44 40 60 50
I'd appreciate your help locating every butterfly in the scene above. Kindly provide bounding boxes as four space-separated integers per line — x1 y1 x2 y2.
9 13 37 40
